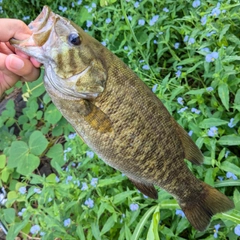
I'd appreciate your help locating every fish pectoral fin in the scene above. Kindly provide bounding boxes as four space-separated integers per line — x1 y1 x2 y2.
83 101 113 133
128 178 158 199
173 120 204 165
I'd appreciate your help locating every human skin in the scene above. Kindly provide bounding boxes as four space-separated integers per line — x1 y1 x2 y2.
0 19 41 96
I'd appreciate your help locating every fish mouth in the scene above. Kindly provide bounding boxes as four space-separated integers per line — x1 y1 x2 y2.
10 6 53 47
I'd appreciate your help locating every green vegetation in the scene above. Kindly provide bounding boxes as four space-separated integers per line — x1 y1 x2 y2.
0 0 240 239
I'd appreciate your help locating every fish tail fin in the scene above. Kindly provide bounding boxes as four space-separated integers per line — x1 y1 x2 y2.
179 182 234 231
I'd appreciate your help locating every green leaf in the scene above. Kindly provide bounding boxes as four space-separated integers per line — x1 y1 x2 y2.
235 89 240 105
44 103 62 124
219 24 230 41
113 191 135 204
185 88 206 95
132 206 157 240
1 167 13 183
91 222 101 240
6 218 29 240
199 118 228 128
220 161 240 176
17 154 40 176
218 135 240 146
3 208 15 223
215 180 240 188
218 83 229 110
222 56 240 63
101 215 115 235
147 206 160 240
29 130 49 155
8 141 29 168
0 155 6 169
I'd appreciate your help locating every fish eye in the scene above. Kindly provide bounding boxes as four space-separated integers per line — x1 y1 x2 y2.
68 33 81 46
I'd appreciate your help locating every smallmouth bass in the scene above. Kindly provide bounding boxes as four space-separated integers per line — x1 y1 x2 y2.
10 6 234 231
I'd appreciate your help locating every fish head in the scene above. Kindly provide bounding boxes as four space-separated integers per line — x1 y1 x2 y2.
10 6 107 99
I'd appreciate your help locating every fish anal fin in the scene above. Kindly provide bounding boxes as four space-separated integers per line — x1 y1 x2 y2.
173 120 203 165
179 182 234 231
128 177 158 199
84 101 113 133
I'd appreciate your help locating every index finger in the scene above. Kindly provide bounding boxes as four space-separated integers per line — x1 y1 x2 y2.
0 19 32 42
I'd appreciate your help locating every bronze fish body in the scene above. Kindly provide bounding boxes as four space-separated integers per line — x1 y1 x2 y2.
10 6 234 231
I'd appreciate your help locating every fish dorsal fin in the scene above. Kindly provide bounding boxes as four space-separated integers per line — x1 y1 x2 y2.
173 119 203 165
128 177 158 199
83 100 113 133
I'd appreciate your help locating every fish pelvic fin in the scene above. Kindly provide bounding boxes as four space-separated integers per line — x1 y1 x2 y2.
179 182 234 231
174 121 203 165
129 178 158 199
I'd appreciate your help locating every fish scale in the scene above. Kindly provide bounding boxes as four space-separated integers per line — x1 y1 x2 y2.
10 6 234 231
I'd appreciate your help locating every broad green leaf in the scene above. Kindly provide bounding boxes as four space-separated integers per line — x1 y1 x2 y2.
6 218 29 240
98 175 124 187
218 135 240 146
219 24 230 41
199 118 228 128
113 191 135 204
178 57 201 65
101 215 115 235
47 144 64 167
91 222 101 240
17 154 40 176
76 225 86 240
29 130 49 155
220 161 240 176
8 141 29 168
1 167 13 183
222 56 240 63
235 89 240 105
0 155 6 169
213 209 240 224
215 180 240 188
218 83 229 110
185 88 206 95
3 208 15 223
44 103 62 124
132 206 157 240
147 206 160 240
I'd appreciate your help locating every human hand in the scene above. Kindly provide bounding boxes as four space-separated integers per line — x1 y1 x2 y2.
0 19 41 96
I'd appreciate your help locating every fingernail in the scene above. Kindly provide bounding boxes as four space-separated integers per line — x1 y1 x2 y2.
9 55 24 70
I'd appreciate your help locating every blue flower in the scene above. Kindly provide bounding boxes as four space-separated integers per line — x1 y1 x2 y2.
73 180 80 186
71 2 75 7
183 35 189 42
201 47 210 52
225 150 230 158
149 15 159 26
92 2 96 8
234 225 240 236
64 147 72 153
130 203 139 211
86 20 92 28
192 0 200 8
174 42 180 49
90 178 98 187
206 86 214 92
127 16 132 21
201 15 207 25
214 224 220 238
191 108 201 114
226 172 238 180
218 176 224 181
81 182 88 190
138 19 145 26
19 186 26 195
142 65 150 70
64 218 71 227
188 130 193 136
188 37 195 44
34 188 41 194
208 126 218 137
68 133 76 139
85 198 94 208
134 1 139 8
176 209 185 217
30 225 41 234
59 6 67 12
163 7 169 12
176 70 181 78
178 107 188 113
206 31 216 37
153 40 158 44
152 84 158 93
177 97 184 106
101 41 107 46
106 18 111 24
205 52 219 62
18 208 26 217
77 0 82 4
86 151 94 158
48 197 53 202
23 16 30 21
40 232 46 236
211 4 221 17
66 176 73 184
228 118 235 128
